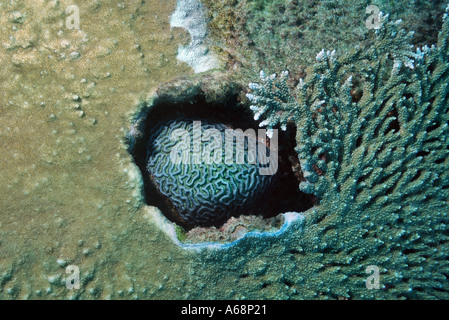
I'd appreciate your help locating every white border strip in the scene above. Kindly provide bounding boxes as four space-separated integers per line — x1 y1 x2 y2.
144 206 305 251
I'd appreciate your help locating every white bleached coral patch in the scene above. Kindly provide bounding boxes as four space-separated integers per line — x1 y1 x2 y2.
170 0 219 73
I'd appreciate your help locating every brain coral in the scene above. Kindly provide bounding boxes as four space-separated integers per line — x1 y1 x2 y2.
146 118 277 228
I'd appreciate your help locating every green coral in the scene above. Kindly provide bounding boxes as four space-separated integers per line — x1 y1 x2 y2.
202 0 445 81
175 6 449 300
242 8 449 298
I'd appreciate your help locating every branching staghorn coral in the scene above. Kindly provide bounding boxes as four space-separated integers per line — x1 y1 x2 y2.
244 8 449 298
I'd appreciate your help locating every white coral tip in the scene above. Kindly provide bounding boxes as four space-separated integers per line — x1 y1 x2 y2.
316 49 325 61
259 119 269 127
248 82 259 90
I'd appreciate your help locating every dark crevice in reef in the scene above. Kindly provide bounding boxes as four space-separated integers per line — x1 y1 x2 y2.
127 77 314 232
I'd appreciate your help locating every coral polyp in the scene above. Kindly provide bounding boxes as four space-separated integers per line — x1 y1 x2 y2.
146 118 277 228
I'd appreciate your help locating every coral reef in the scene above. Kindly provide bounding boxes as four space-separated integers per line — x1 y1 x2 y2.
1 0 448 301
202 0 446 82
241 9 449 298
146 118 277 228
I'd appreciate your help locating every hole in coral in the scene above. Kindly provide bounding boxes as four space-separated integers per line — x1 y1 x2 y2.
385 108 400 134
349 75 363 103
289 249 301 255
434 287 449 293
282 278 294 287
126 79 314 241
416 151 430 158
404 93 414 100
356 135 363 148
403 248 418 255
385 186 395 197
426 122 440 133
378 174 391 186
427 61 437 74
356 174 368 186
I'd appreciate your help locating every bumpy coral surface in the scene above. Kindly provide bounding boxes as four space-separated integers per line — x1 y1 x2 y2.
203 0 446 83
242 10 449 298
2 0 448 301
146 118 277 227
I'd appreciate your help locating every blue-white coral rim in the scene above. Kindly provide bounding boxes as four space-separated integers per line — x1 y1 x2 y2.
144 206 305 251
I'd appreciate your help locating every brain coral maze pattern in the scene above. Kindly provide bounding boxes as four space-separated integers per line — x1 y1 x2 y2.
146 119 277 227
